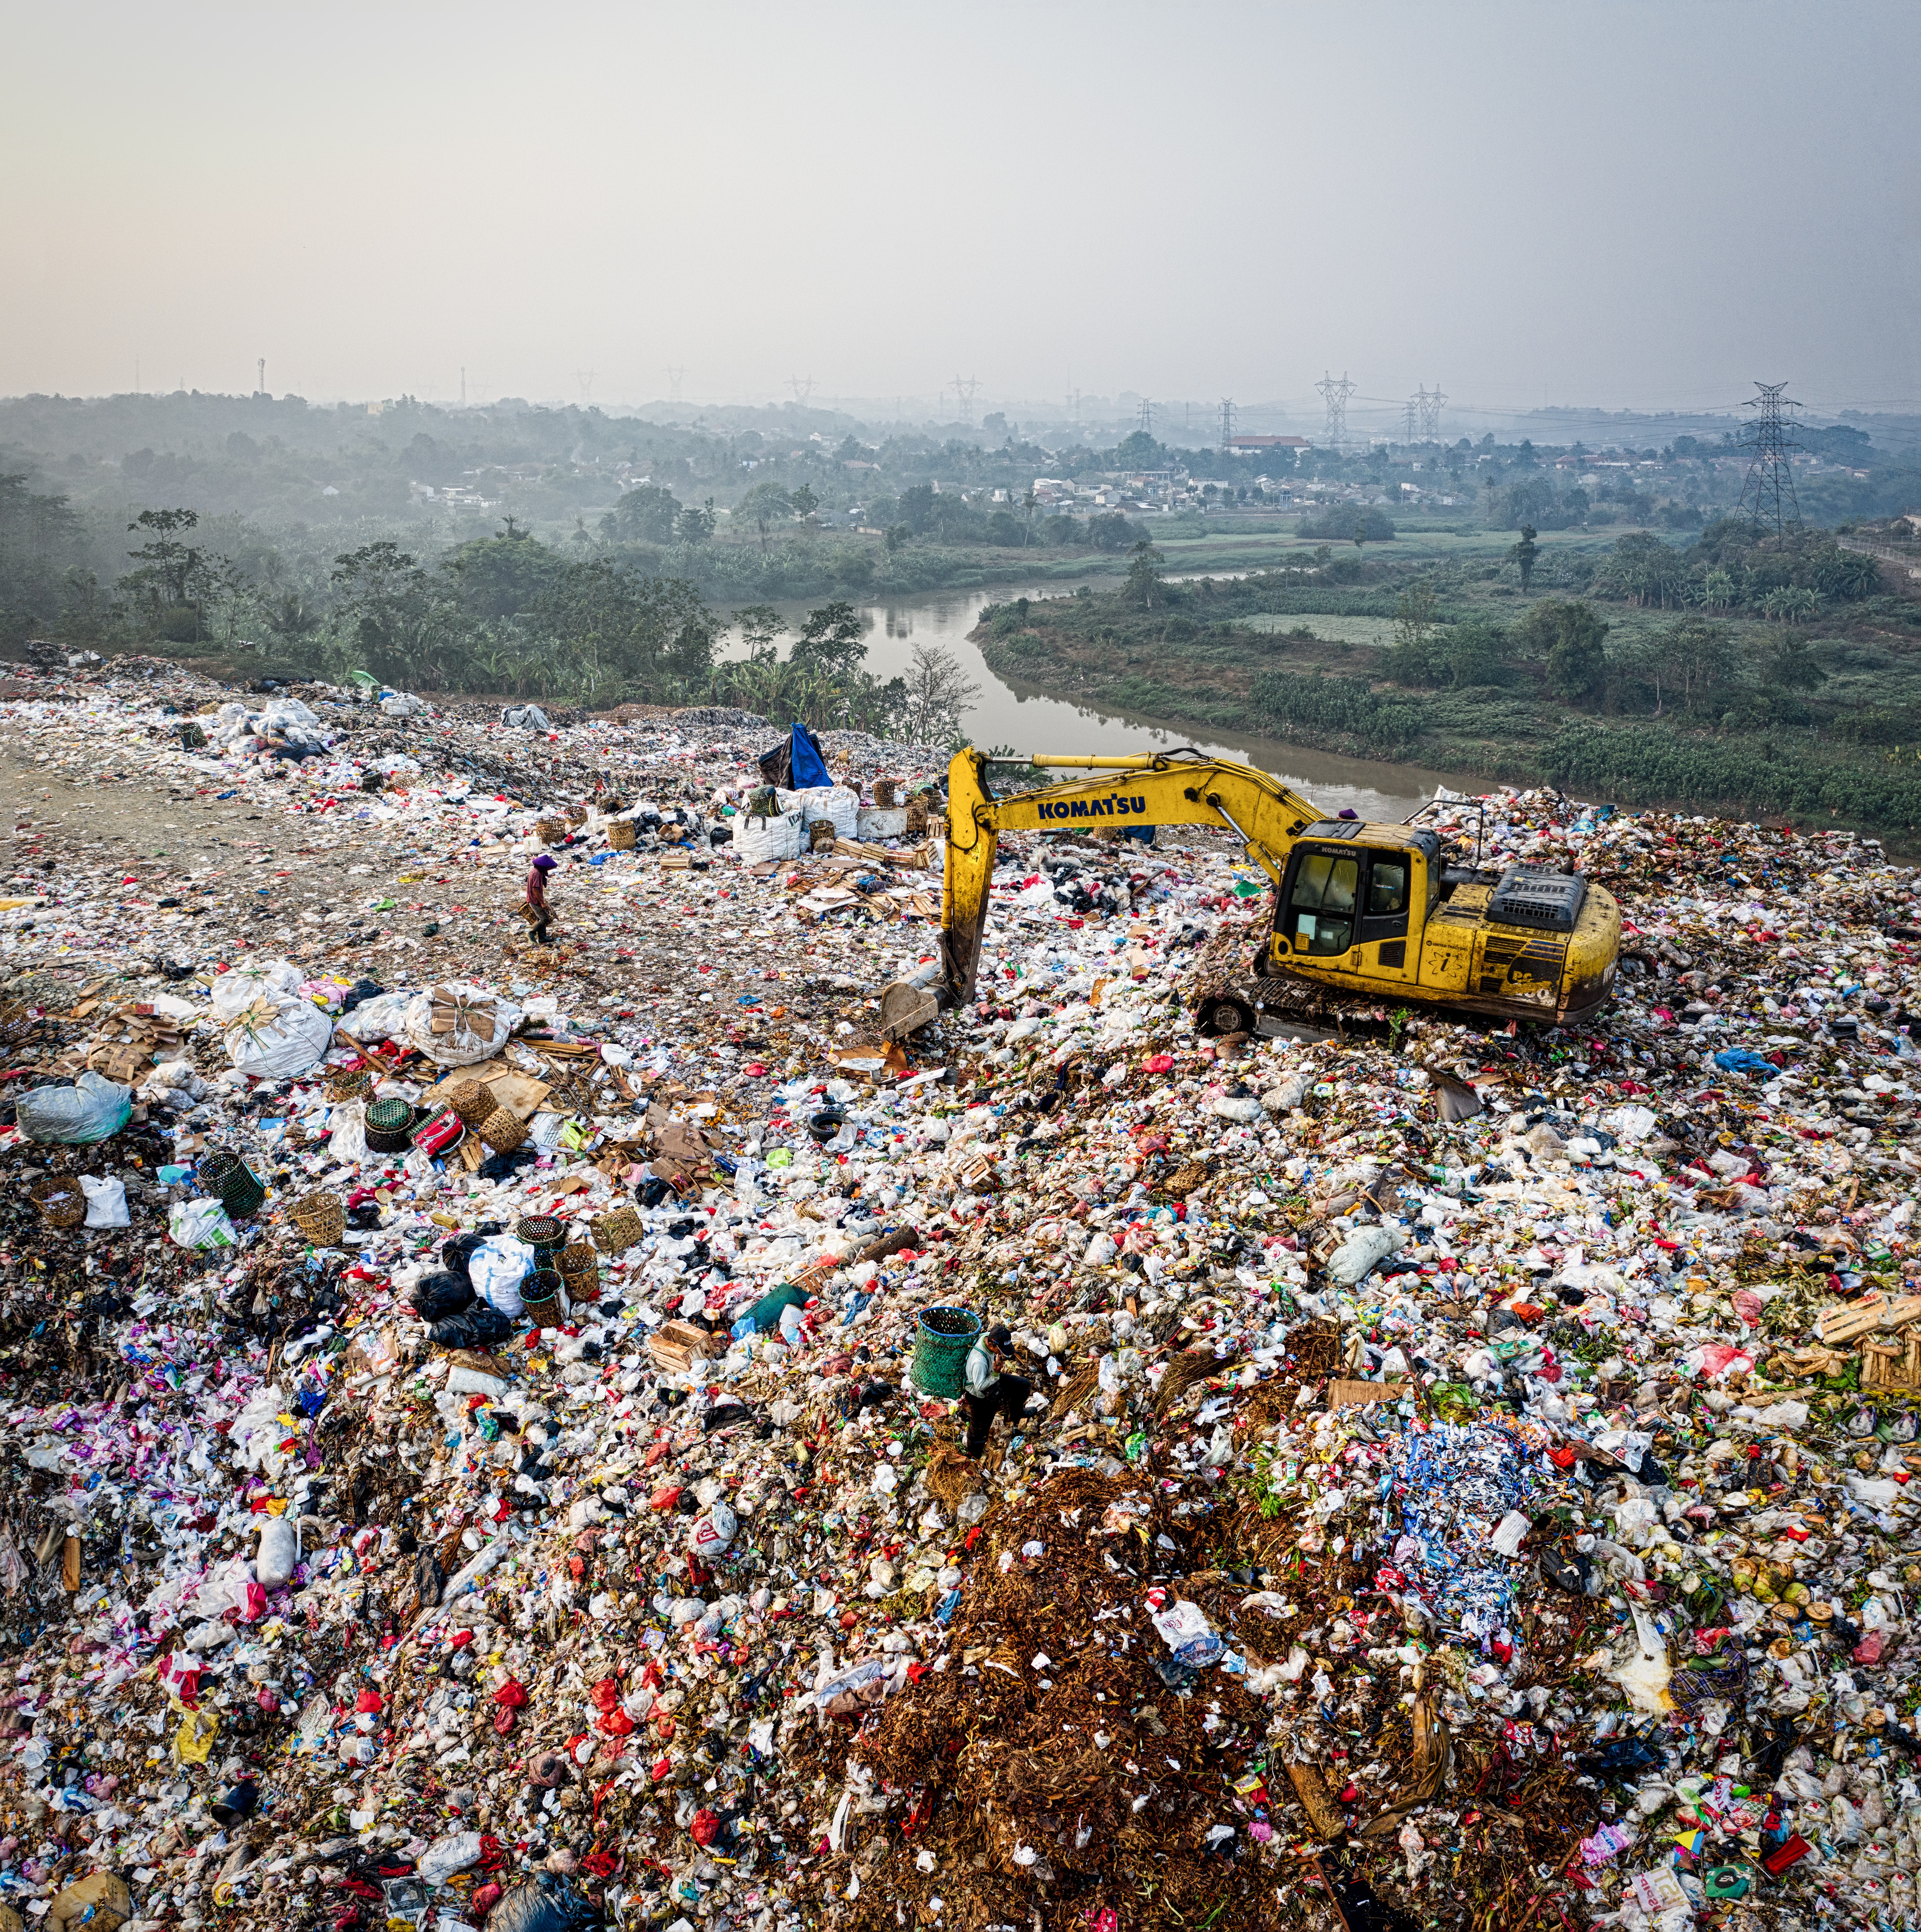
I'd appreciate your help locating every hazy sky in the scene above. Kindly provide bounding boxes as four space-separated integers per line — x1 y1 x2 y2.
5 1 1917 421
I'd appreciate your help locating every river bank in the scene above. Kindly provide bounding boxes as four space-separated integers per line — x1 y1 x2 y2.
714 582 1479 821
975 593 1921 848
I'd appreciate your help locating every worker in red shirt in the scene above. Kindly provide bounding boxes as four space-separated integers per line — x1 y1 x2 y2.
523 853 558 945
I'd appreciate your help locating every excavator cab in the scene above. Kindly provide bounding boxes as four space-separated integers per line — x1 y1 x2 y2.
1267 823 1441 982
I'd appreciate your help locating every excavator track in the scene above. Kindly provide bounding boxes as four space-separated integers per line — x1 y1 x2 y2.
1190 925 1552 1041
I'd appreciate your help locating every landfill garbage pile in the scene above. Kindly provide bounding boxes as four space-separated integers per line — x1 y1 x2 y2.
1 662 1921 1931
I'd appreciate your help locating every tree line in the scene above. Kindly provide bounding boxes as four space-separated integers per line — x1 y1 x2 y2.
0 485 983 740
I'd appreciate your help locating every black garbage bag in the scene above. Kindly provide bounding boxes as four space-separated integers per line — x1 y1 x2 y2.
339 977 385 1014
489 1874 603 1932
428 1305 515 1350
439 1231 487 1282
410 1271 474 1322
412 1546 445 1609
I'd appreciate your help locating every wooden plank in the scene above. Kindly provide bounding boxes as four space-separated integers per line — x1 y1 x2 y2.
1816 1293 1921 1346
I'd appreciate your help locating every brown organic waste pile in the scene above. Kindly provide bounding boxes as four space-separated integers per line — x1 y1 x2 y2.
4 662 1921 1932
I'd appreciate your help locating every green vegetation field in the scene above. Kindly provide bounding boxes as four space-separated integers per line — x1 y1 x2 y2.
975 520 1921 844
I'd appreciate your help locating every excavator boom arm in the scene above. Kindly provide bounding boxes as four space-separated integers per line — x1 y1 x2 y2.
940 749 1322 1004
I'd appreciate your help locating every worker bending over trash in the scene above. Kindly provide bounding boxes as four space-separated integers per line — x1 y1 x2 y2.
959 1323 1037 1459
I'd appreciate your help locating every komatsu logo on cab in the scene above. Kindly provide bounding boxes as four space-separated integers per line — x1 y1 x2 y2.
1037 794 1148 820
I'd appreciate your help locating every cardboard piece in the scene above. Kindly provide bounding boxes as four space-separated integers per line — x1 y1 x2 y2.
423 1058 551 1121
1328 1378 1410 1409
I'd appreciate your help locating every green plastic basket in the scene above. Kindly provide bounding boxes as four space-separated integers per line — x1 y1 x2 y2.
199 1148 265 1219
910 1306 982 1398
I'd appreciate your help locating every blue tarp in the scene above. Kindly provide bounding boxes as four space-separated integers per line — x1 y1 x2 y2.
787 723 831 789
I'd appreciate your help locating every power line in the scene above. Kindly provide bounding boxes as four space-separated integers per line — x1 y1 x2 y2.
1218 397 1235 449
1137 397 1154 436
788 375 815 408
1737 379 1803 532
1315 370 1356 450
1419 383 1445 439
951 375 981 429
665 366 686 405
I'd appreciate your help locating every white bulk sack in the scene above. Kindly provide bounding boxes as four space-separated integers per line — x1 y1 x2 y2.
403 983 520 1068
856 807 909 841
777 785 859 840
734 812 804 863
210 960 331 1079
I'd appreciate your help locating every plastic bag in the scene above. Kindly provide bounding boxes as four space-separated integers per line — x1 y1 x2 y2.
230 1385 290 1474
411 1271 475 1322
469 1236 533 1317
169 1199 237 1251
256 1517 299 1589
1150 1596 1225 1667
441 1230 487 1280
327 1099 367 1162
1327 1225 1404 1285
417 1830 484 1886
140 1058 206 1104
429 1305 516 1350
336 991 415 1042
733 811 804 864
487 1874 602 1932
80 1175 130 1228
403 983 521 1069
16 1071 133 1144
689 1501 738 1558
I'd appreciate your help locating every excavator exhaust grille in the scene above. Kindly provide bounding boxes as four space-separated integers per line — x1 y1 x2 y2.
1487 865 1587 933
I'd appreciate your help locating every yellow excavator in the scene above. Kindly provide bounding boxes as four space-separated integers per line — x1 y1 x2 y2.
913 747 1620 1036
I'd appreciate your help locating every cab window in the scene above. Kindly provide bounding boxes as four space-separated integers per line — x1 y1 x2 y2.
1286 851 1359 955
1368 857 1408 917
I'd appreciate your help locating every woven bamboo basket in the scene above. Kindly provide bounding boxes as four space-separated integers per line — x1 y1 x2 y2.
874 778 899 808
607 820 637 851
477 1107 527 1153
590 1203 642 1255
324 1067 371 1103
30 1175 85 1229
563 804 589 826
446 1079 499 1128
558 1242 598 1289
290 1191 346 1246
536 818 566 845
